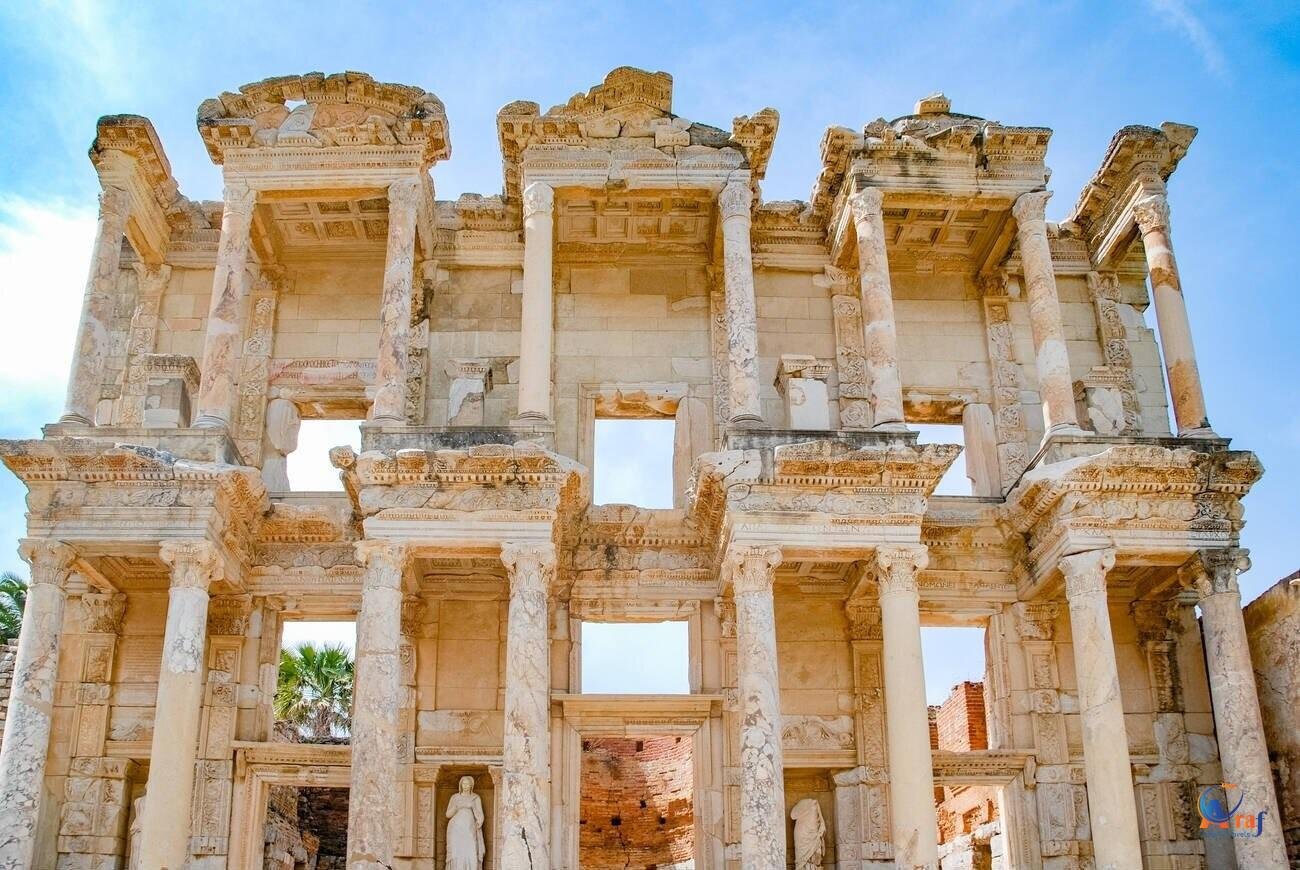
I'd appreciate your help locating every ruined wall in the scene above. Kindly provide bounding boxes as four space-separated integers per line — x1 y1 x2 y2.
935 681 988 753
579 736 694 869
929 681 998 845
0 641 16 753
1245 572 1300 862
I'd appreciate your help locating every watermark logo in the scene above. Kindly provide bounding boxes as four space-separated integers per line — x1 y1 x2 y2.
1199 783 1268 838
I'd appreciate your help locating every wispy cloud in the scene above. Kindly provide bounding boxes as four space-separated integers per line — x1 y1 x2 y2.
1145 0 1228 78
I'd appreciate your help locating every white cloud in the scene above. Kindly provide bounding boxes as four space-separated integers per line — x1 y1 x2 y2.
1146 0 1228 78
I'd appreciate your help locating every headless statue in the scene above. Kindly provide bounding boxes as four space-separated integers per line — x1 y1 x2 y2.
262 389 301 491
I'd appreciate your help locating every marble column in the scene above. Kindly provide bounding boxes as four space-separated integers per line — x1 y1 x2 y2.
1133 194 1213 436
727 544 785 869
499 542 556 870
1011 191 1081 436
874 545 939 870
194 182 257 428
848 188 906 429
348 540 408 870
718 181 764 426
61 186 131 425
139 540 219 870
1186 548 1288 867
370 177 420 424
0 539 76 869
516 182 555 423
1058 548 1142 870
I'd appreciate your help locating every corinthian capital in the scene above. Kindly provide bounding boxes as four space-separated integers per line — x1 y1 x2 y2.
723 545 782 595
522 181 554 219
1011 190 1051 225
222 181 256 215
847 187 884 225
1058 547 1115 599
18 539 77 588
387 176 423 211
98 185 131 223
80 591 127 634
873 545 928 596
501 542 557 594
717 180 753 221
1181 547 1249 601
1132 194 1171 235
159 539 220 590
355 540 411 590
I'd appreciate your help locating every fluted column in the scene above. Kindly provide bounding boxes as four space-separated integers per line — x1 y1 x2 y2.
727 544 785 869
194 182 256 428
1059 548 1142 870
0 539 76 869
348 540 409 870
718 181 763 426
1012 191 1081 435
848 188 905 429
499 542 556 869
875 545 938 870
370 177 420 423
516 182 555 423
1133 194 1213 436
139 540 219 870
1185 549 1288 867
61 187 130 425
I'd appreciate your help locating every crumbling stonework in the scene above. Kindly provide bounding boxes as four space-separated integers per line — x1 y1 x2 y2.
929 682 998 848
0 66 1286 870
579 737 694 869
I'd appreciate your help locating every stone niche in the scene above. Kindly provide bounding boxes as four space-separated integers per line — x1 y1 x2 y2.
580 736 695 869
782 769 836 868
433 767 495 868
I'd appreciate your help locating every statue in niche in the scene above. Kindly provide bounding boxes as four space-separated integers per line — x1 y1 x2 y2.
791 797 826 869
126 793 145 870
445 775 485 869
262 388 301 491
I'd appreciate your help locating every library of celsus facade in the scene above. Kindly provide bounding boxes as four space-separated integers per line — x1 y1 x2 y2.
0 66 1288 869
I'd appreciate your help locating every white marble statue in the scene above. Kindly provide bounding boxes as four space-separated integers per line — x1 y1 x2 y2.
127 793 145 870
262 388 301 491
791 797 826 870
445 775 485 870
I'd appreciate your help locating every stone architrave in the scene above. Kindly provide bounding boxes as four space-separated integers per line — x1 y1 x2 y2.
499 542 556 870
1133 194 1213 436
445 359 493 426
718 181 763 426
1011 191 1081 436
1059 548 1142 870
62 186 131 425
139 540 220 870
874 544 939 869
727 544 785 869
371 177 421 424
516 182 555 423
0 539 76 868
348 540 409 870
194 183 257 428
848 188 905 429
1185 549 1288 867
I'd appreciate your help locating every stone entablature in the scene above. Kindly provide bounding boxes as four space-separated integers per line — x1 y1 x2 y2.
0 65 1285 870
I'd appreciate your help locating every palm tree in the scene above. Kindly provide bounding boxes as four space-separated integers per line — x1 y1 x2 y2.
274 642 355 741
0 572 27 642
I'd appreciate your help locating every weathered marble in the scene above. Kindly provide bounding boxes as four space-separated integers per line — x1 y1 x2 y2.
500 542 555 870
1059 548 1142 870
261 390 301 491
445 359 493 426
516 182 555 423
774 354 832 430
718 181 763 426
194 183 256 428
848 188 905 429
370 177 420 423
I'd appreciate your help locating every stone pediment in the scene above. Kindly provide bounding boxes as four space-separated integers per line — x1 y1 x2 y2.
197 71 451 166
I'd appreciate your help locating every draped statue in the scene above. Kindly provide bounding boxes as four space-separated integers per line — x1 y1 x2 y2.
791 797 826 870
445 775 486 869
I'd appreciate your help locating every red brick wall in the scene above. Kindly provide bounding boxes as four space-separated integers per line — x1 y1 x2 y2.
935 681 987 753
580 736 694 868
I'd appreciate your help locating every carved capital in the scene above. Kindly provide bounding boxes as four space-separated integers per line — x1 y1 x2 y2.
18 539 76 588
1132 194 1171 235
1058 547 1115 600
873 545 928 596
1181 547 1249 601
80 592 127 634
132 261 173 295
98 185 131 224
387 176 422 212
159 540 220 590
522 181 554 219
847 186 884 226
1011 600 1060 641
222 181 256 216
977 269 1010 298
845 600 883 641
1011 190 1051 226
354 540 411 589
713 596 737 638
1085 270 1121 302
501 542 557 594
723 545 782 595
1131 599 1184 647
207 594 253 636
718 180 753 221
401 594 427 638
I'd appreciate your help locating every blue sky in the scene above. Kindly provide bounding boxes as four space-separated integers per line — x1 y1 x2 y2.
1 2 1297 700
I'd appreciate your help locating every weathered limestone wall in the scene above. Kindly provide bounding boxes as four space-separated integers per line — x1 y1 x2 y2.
754 270 836 427
0 641 16 753
774 594 853 720
154 267 217 360
272 260 385 362
1244 572 1300 863
579 736 695 869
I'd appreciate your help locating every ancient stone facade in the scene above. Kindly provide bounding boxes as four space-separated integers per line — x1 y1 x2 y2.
0 67 1285 870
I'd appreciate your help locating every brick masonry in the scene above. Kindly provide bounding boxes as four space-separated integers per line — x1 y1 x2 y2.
0 642 16 755
580 736 694 868
930 681 999 846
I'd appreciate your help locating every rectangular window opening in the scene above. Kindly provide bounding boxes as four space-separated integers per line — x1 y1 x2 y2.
284 419 362 492
911 422 970 496
592 418 676 508
277 620 357 743
580 620 689 694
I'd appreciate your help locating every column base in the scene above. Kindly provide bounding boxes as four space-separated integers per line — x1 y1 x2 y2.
870 421 910 433
57 413 94 426
191 415 229 430
727 413 765 429
1179 425 1220 439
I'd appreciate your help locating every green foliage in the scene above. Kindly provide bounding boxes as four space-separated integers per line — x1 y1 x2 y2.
0 572 27 642
274 641 354 740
